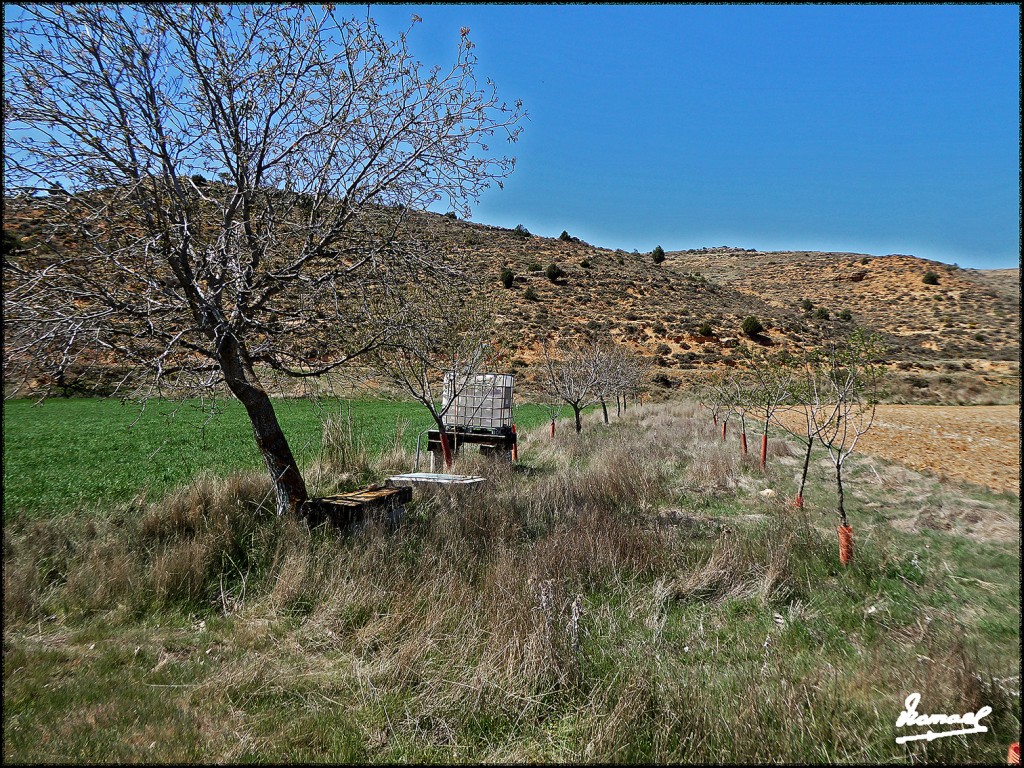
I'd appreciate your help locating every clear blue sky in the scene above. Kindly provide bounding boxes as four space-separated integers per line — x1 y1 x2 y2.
366 3 1020 269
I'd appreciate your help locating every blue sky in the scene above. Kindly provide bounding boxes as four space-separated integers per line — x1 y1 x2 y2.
366 3 1020 269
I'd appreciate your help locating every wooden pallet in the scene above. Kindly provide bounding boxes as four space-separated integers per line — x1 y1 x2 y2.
301 485 412 528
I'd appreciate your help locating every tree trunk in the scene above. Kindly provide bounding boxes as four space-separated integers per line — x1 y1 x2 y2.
550 418 556 438
433 415 454 470
600 397 609 424
219 337 307 516
721 421 727 442
836 461 848 526
760 433 768 471
616 395 621 417
573 406 583 433
795 439 813 508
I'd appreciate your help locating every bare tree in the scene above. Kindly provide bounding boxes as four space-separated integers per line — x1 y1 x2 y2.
743 348 793 471
541 338 602 434
770 352 822 508
808 331 886 526
365 277 498 470
4 5 524 515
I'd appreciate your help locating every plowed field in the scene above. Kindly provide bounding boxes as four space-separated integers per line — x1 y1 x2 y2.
781 405 1019 495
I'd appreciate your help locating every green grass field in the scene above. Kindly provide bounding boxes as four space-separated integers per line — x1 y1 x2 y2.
2 396 556 519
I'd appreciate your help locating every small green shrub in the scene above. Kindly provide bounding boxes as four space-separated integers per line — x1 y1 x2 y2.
526 261 541 272
444 211 458 220
524 286 539 301
839 308 853 321
580 258 591 268
800 298 813 312
697 322 713 336
741 316 763 337
652 245 666 264
545 263 564 281
815 307 830 320
513 224 532 239
500 268 514 289
559 230 571 242
923 271 939 285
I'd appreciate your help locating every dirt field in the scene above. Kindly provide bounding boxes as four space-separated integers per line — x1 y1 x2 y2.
777 404 1020 495
858 405 1020 495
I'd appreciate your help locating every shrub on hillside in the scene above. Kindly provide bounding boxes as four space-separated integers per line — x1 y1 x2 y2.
500 268 515 289
524 286 539 301
839 308 853 321
652 245 666 264
580 258 591 268
923 270 939 285
513 224 532 238
800 298 814 312
559 230 571 242
697 321 714 337
815 307 830 320
741 316 763 337
546 263 564 282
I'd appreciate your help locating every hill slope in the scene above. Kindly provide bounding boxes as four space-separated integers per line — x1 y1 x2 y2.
3 199 1019 400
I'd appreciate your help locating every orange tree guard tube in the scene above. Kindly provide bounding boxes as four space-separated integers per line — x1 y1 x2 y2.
740 431 748 455
838 524 854 566
1009 742 1020 764
511 424 518 462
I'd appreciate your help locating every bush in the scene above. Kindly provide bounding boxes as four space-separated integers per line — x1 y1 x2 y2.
513 224 532 239
697 322 714 337
839 308 853 322
800 298 814 312
923 270 939 285
652 245 666 264
500 267 514 289
526 261 541 272
559 230 571 242
741 316 763 337
190 173 207 186
815 307 830 320
580 258 591 268
524 286 539 301
545 263 564 281
445 211 458 220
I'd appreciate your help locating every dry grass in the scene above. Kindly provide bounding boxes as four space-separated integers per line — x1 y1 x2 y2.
3 400 1020 763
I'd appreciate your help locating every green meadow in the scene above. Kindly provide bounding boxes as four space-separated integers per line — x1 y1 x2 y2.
2 396 555 519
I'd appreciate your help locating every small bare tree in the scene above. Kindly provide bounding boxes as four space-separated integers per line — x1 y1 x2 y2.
770 351 822 508
365 278 497 470
4 5 524 514
808 331 886 526
743 348 794 471
541 338 602 434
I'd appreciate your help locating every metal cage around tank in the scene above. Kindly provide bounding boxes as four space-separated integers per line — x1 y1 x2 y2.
441 372 514 433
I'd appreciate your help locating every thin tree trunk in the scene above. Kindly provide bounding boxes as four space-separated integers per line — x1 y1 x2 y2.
573 406 583 433
220 338 307 516
600 397 609 424
796 439 813 507
760 433 768 471
550 418 556 438
836 461 847 525
616 395 621 417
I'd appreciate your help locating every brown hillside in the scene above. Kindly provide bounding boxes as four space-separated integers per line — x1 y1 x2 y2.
3 198 1019 401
